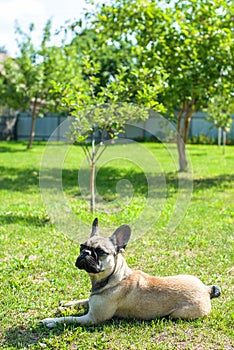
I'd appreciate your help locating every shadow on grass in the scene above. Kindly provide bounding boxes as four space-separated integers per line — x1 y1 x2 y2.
0 141 46 153
0 165 233 196
0 214 49 226
2 324 63 349
0 166 40 192
2 317 179 349
165 172 234 192
0 146 27 153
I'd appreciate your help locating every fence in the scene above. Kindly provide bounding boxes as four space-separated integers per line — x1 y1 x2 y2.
0 112 234 142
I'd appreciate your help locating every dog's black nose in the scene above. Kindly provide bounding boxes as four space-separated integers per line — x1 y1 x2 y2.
75 253 102 274
75 252 92 269
75 255 83 268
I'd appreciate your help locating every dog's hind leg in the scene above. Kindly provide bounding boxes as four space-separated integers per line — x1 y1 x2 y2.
58 298 89 311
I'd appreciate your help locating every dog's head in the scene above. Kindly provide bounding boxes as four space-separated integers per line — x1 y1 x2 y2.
75 218 131 276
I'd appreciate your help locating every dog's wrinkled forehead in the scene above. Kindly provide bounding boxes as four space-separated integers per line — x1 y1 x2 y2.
83 236 115 254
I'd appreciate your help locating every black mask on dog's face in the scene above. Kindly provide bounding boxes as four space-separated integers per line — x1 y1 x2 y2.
75 245 107 274
75 218 131 274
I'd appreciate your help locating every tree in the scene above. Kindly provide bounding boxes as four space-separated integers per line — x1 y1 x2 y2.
70 103 148 212
207 95 234 133
51 25 152 212
1 21 67 149
206 93 234 153
92 0 234 171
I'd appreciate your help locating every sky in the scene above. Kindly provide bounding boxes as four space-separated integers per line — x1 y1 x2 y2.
0 0 91 57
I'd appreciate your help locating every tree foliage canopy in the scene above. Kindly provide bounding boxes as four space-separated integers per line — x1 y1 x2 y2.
0 0 233 160
93 0 234 113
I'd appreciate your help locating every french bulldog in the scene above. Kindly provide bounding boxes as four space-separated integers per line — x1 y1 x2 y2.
40 218 221 328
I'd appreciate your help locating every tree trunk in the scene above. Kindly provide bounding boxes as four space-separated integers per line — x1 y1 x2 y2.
183 110 193 143
176 101 195 172
27 97 38 150
176 102 187 172
218 127 221 147
90 159 95 213
177 135 187 172
223 130 226 155
90 131 95 213
81 130 107 213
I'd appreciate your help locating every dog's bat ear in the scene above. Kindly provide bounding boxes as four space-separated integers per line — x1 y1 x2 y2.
110 225 131 252
90 217 99 237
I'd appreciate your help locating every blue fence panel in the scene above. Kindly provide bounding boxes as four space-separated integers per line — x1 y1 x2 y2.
0 113 233 142
17 115 67 141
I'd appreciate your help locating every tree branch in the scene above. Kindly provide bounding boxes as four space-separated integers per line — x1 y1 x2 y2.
81 144 92 164
177 100 186 137
95 144 107 163
182 99 196 142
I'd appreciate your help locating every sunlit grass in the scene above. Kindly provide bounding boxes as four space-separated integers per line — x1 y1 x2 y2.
0 141 233 349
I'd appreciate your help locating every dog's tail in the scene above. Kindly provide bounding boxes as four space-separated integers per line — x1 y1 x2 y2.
208 285 221 299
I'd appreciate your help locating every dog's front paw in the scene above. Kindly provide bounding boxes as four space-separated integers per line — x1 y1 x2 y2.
40 317 58 328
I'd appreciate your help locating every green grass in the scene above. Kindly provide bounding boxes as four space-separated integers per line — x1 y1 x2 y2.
0 141 233 349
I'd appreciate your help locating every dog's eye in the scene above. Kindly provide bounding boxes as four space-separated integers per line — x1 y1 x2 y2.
80 244 87 252
96 248 108 256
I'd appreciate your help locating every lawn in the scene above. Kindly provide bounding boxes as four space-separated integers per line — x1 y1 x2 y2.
0 141 233 350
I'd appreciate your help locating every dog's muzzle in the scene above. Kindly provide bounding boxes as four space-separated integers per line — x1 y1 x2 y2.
75 250 102 274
